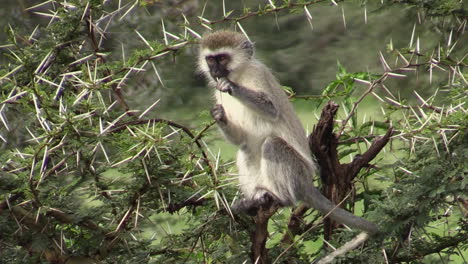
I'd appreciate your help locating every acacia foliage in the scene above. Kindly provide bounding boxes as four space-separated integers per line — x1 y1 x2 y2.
0 1 466 263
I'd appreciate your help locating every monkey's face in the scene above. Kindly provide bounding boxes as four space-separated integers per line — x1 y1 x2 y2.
198 31 255 83
205 53 231 79
198 45 251 83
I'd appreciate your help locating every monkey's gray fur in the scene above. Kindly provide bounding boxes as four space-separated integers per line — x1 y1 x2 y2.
198 30 378 234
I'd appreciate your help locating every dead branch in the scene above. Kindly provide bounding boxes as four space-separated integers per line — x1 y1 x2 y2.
250 202 280 264
167 197 206 213
308 101 393 239
345 127 394 180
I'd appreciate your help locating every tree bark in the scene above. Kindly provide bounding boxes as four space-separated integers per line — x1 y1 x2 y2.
250 203 279 264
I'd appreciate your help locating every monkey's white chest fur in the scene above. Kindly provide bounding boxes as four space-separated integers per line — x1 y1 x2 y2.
216 92 278 198
217 92 274 146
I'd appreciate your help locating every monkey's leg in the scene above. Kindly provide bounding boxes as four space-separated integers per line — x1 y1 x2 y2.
232 137 303 215
259 136 312 205
211 104 246 146
232 150 286 216
217 78 279 120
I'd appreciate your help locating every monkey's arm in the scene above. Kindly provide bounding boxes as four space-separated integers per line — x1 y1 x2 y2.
211 104 246 146
217 78 279 120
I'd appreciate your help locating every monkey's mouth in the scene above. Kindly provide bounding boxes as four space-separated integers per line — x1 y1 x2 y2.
210 69 229 79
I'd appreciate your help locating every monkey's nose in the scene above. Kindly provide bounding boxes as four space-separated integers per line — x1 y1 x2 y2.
211 69 228 79
210 70 222 78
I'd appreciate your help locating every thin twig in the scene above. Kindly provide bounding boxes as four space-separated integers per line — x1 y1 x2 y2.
317 232 369 264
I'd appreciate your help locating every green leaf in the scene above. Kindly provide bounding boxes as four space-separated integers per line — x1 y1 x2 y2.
359 121 391 133
336 60 347 79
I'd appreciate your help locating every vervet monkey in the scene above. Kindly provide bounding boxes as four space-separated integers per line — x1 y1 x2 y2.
198 30 378 235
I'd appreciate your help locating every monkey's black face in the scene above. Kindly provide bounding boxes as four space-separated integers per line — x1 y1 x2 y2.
205 53 231 79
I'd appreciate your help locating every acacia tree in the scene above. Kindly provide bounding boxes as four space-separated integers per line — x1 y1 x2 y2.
0 1 466 263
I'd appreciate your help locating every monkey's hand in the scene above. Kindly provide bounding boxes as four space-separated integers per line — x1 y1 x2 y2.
216 77 236 95
211 104 227 124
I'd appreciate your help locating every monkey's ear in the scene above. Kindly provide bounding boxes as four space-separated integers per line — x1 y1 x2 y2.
240 40 254 57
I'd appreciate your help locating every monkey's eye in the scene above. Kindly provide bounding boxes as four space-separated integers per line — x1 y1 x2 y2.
218 55 229 64
206 56 215 65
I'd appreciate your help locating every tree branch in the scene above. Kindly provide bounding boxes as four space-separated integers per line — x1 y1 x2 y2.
308 101 392 239
250 202 280 264
389 230 468 262
167 197 206 213
346 127 394 180
204 0 328 25
317 232 370 264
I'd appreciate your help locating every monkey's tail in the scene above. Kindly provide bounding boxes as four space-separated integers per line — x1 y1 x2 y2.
303 188 379 235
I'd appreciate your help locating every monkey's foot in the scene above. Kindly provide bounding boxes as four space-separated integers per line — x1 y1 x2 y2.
232 192 282 216
231 199 259 216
